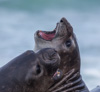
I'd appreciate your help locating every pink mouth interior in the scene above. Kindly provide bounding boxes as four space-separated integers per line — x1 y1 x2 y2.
38 31 55 40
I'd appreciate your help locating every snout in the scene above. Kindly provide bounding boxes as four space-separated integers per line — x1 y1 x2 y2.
60 17 69 25
37 48 61 75
43 48 60 64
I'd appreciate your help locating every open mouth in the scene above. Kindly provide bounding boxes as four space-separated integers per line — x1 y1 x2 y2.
36 17 69 41
37 20 60 41
37 29 56 41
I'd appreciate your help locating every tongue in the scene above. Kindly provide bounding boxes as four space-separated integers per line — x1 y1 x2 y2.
39 31 55 40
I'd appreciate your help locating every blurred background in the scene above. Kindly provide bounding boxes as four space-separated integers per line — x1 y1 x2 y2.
0 0 100 90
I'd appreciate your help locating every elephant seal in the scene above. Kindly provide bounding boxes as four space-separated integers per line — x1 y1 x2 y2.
0 48 61 92
34 17 89 92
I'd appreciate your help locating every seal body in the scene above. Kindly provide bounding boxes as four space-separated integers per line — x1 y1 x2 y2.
34 17 89 92
0 48 60 92
91 86 100 92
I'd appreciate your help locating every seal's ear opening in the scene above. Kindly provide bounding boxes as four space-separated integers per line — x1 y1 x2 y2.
25 63 43 85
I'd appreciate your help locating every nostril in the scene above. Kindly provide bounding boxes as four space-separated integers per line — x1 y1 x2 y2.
48 48 57 55
60 19 63 23
60 17 67 23
52 49 57 53
60 17 66 23
50 49 58 57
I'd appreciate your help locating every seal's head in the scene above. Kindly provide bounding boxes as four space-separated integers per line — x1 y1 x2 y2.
36 48 60 75
0 48 61 92
34 18 89 92
34 17 80 74
25 48 61 92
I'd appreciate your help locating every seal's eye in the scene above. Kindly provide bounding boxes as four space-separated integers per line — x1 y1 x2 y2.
36 64 41 75
66 39 71 47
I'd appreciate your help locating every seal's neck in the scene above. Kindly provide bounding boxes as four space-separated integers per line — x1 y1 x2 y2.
48 69 89 92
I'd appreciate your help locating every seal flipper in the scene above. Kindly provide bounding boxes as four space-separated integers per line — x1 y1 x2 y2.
48 69 75 92
49 69 89 92
51 72 81 92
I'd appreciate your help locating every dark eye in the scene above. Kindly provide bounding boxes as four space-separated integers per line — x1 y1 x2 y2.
66 39 71 47
36 64 41 75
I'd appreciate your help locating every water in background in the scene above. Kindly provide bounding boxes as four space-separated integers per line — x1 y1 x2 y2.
0 0 100 90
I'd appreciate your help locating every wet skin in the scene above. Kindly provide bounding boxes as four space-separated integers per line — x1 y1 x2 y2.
34 17 89 92
0 48 60 92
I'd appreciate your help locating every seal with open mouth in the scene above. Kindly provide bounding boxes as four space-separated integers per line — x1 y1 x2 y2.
34 17 89 92
0 48 61 92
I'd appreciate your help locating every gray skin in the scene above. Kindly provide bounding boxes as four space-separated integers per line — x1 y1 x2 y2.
0 48 60 92
34 17 89 92
91 86 100 92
